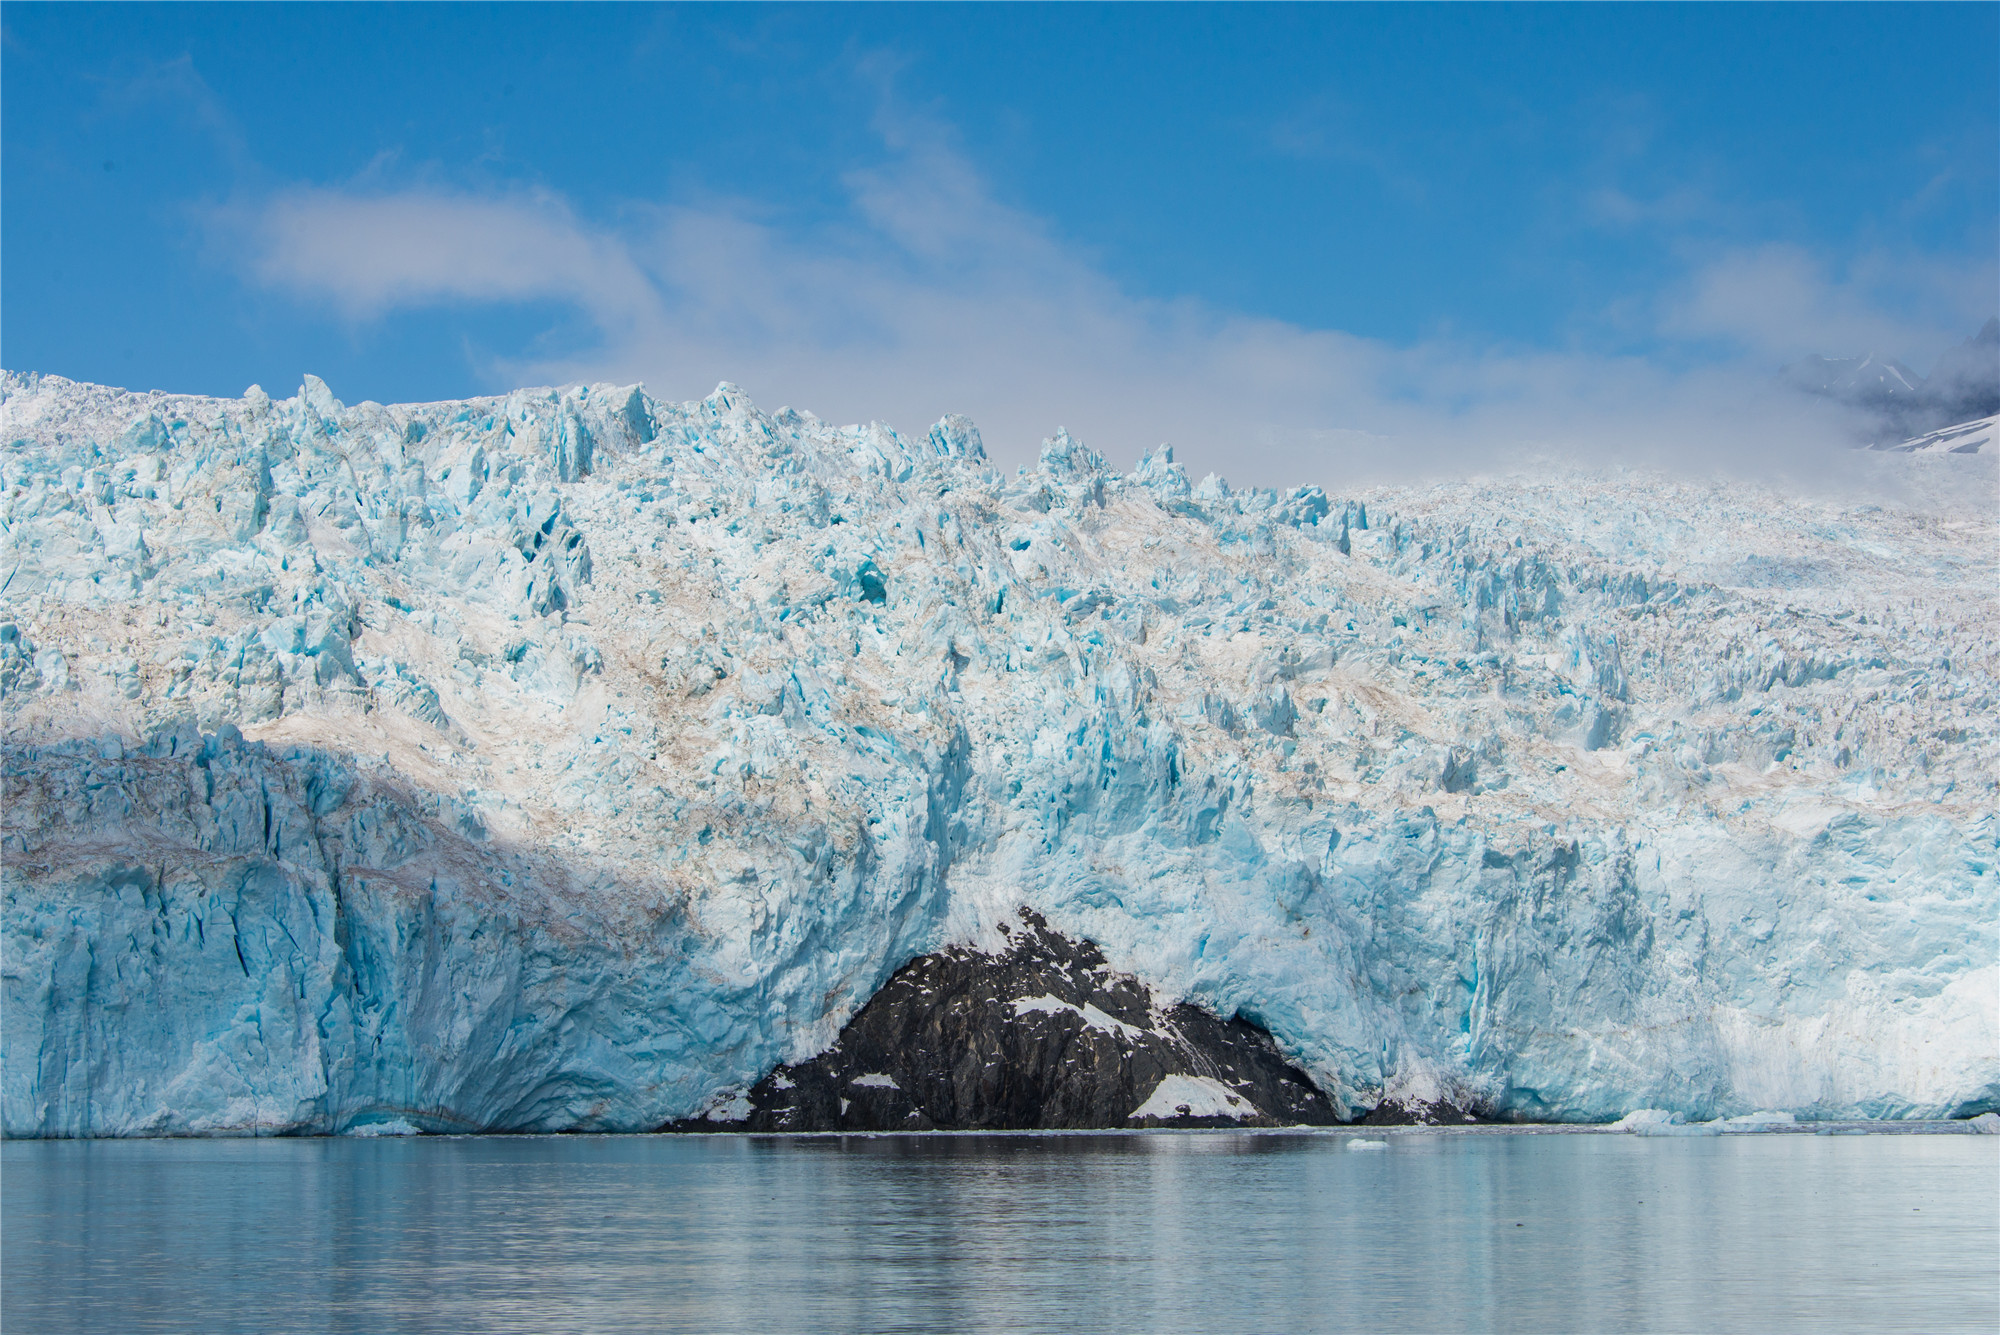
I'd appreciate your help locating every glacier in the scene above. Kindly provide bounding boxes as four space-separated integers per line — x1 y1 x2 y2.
1 369 1994 1135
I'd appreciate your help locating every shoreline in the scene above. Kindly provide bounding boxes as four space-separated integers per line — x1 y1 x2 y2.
7 1116 1997 1144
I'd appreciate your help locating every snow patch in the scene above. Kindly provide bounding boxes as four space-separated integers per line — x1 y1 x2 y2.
850 1072 899 1090
1013 995 1153 1041
1129 1074 1258 1121
701 1091 754 1122
1888 414 1995 456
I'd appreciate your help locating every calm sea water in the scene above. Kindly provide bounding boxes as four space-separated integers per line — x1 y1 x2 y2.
4 1128 1994 1334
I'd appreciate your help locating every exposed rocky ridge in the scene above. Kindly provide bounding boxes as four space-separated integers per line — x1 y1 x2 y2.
675 911 1344 1132
2 370 1995 1136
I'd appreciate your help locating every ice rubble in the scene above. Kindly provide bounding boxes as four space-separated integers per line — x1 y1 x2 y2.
1 370 1994 1135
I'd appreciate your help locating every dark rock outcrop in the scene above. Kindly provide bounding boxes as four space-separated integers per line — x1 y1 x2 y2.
670 911 1341 1132
1358 1098 1483 1126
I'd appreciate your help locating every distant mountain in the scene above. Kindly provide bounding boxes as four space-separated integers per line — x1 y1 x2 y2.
1781 352 1925 405
1784 318 2000 446
1924 317 2000 421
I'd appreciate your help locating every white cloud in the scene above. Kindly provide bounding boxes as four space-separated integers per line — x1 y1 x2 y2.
235 117 1970 488
250 188 667 340
1663 243 1996 371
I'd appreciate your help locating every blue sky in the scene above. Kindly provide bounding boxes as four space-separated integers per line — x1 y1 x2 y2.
4 3 1995 479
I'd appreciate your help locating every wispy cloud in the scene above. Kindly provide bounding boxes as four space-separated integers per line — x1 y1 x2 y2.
248 188 665 336
231 107 1979 487
1264 89 1430 203
89 54 254 174
1662 243 1996 372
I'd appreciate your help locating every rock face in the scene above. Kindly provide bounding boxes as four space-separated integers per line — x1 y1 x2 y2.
680 911 1340 1132
1 370 1995 1136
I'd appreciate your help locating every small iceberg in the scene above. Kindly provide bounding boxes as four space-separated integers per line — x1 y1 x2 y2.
1718 1111 1797 1133
1612 1109 1683 1130
1615 1109 1717 1137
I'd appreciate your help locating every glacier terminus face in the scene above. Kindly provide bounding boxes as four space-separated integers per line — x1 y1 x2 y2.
1 369 1993 1135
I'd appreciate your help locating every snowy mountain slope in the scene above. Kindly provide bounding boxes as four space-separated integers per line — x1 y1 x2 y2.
1786 319 2000 443
1882 414 1995 456
1926 318 2000 422
2 370 1994 1134
1783 352 1926 402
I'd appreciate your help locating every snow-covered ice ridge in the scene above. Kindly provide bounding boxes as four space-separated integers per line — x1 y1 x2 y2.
2 370 1994 1135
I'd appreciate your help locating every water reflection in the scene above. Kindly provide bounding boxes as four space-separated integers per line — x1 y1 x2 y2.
5 1130 1994 1334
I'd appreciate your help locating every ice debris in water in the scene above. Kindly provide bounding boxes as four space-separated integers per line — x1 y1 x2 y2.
1613 1109 1685 1130
0 370 1995 1136
1719 1110 1797 1130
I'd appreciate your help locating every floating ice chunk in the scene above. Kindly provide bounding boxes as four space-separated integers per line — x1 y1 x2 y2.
1969 1112 2000 1134
1631 1120 1721 1137
345 1118 422 1137
1347 1138 1390 1151
1613 1109 1684 1130
1719 1110 1797 1133
1129 1074 1257 1121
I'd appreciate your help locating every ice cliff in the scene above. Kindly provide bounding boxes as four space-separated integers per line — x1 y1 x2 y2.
2 370 1994 1135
